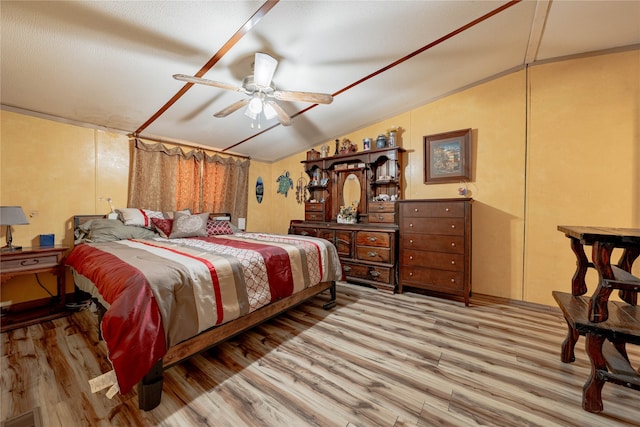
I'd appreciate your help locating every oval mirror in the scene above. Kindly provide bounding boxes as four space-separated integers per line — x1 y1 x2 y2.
342 173 361 208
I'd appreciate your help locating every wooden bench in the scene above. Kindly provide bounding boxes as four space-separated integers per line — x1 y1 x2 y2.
553 291 640 413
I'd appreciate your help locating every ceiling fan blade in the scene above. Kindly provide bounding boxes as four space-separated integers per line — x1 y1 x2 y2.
265 100 292 126
214 99 249 118
253 53 278 87
173 74 243 92
273 90 333 105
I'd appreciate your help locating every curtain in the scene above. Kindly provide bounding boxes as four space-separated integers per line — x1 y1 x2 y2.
129 138 249 221
202 153 250 221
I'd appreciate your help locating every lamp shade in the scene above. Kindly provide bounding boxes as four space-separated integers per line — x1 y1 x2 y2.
0 206 29 226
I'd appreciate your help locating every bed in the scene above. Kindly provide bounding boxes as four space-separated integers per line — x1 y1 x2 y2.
66 211 342 410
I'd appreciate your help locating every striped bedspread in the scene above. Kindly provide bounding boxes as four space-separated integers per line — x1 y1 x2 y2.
66 232 342 394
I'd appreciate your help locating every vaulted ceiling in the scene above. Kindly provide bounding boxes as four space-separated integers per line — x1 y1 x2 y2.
2 1 639 162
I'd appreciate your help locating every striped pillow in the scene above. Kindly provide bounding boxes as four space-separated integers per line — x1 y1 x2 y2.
116 208 164 229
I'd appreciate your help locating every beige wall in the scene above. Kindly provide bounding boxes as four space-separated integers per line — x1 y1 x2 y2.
1 49 638 307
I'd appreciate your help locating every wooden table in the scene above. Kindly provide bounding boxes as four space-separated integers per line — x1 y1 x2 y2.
558 226 640 321
0 245 68 332
555 226 640 412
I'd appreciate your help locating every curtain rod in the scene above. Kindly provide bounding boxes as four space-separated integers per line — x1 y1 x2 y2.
129 133 250 160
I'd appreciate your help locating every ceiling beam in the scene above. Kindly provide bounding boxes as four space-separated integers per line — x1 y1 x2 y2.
525 0 552 64
134 0 279 136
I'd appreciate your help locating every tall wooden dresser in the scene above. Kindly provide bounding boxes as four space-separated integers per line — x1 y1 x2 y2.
397 198 472 305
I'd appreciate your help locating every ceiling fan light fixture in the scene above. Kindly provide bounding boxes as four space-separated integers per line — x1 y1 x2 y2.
244 107 258 120
253 53 278 87
247 96 263 114
263 102 278 120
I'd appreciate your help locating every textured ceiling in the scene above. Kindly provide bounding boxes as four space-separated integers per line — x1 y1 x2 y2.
1 1 639 162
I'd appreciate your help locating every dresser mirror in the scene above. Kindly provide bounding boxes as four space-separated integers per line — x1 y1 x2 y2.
343 173 361 207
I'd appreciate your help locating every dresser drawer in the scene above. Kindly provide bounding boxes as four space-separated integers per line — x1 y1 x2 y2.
400 267 465 292
402 233 464 254
342 261 392 284
401 250 464 271
356 231 391 248
1 254 61 273
369 201 395 213
290 226 319 237
399 201 464 218
368 212 396 223
305 202 325 212
305 211 325 222
356 246 391 263
400 218 465 236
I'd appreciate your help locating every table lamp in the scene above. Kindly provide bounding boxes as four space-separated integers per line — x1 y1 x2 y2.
0 206 29 252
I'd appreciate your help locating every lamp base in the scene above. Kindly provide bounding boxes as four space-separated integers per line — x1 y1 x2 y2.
1 244 23 253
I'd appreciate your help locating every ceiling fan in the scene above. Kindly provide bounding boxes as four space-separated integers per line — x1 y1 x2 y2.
173 52 333 127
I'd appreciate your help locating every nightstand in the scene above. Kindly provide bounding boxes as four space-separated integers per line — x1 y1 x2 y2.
1 245 69 332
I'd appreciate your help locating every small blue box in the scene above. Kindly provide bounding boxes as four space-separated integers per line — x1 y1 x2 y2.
39 234 55 247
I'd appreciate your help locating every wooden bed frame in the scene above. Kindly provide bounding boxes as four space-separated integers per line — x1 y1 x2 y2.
72 214 337 410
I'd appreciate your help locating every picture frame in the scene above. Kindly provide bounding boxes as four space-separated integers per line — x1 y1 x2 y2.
423 128 471 184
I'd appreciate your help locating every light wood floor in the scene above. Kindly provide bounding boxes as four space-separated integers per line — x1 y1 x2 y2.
1 283 639 427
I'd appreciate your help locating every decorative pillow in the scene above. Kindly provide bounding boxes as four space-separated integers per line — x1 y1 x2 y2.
151 218 173 238
116 208 164 229
168 212 209 239
206 219 234 236
75 219 159 243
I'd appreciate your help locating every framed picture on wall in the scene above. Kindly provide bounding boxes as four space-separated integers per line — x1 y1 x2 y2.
424 128 471 184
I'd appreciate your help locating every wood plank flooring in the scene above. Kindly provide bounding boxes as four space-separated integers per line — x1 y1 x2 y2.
1 283 639 426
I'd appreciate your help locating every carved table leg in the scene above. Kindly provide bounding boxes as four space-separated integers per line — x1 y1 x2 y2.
589 241 615 322
560 317 580 363
617 247 639 305
583 333 606 413
569 237 589 296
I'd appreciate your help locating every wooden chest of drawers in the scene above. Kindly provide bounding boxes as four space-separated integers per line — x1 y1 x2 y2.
398 199 472 305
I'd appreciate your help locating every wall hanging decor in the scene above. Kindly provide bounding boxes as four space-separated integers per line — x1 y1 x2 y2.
424 128 471 184
276 170 293 197
255 176 264 203
296 173 308 204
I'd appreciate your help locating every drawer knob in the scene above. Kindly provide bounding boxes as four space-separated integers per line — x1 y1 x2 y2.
414 208 419 212
451 224 456 229
368 251 378 257
369 270 380 277
378 205 385 209
450 278 456 283
377 216 384 220
21 259 40 266
409 239 413 244
409 272 413 277
343 266 351 272
451 260 456 265
445 208 450 212
409 223 414 228
451 242 456 247
409 255 413 260
368 237 377 242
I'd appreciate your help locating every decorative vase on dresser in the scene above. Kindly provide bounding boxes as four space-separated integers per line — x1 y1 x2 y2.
397 198 472 305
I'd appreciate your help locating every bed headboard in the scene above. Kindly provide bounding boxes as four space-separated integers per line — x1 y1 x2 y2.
73 212 232 230
74 214 105 229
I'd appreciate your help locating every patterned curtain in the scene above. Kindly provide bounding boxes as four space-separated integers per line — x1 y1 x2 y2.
202 153 250 221
129 138 249 221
